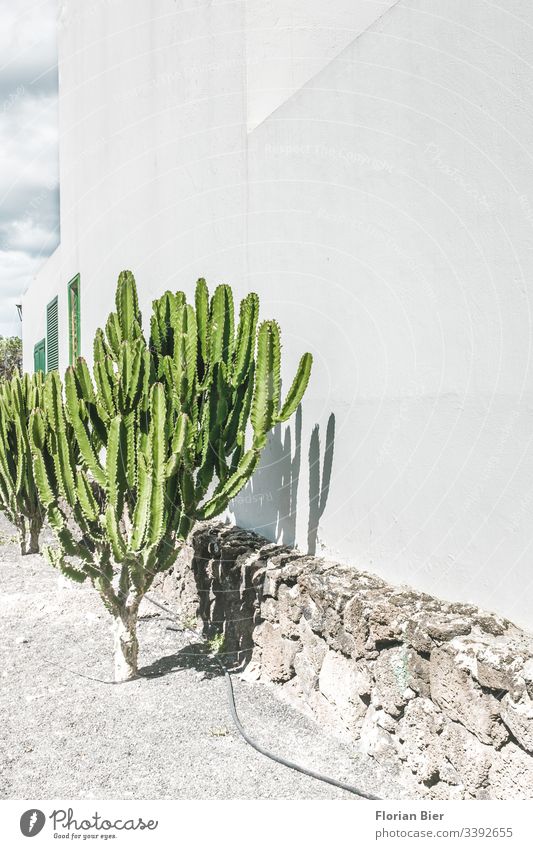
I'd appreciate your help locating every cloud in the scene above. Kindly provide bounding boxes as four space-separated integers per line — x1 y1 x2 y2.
0 249 42 336
0 0 59 338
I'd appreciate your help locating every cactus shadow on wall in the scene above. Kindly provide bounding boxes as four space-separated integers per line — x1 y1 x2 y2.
307 413 335 556
229 408 335 554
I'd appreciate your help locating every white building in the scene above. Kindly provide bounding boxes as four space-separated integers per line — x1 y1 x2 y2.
22 0 533 629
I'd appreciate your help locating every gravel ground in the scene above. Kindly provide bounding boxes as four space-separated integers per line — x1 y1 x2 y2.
0 525 406 800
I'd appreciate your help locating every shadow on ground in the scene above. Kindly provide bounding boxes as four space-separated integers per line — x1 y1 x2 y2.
138 638 223 680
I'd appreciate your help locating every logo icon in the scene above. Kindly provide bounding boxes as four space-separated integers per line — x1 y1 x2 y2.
20 810 46 837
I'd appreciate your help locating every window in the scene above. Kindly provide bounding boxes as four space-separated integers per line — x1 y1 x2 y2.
68 274 81 363
46 296 59 372
33 338 45 373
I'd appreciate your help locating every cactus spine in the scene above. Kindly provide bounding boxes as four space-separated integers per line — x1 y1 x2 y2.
29 271 312 681
0 372 47 554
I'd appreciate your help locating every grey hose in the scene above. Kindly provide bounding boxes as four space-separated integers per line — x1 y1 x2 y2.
145 593 381 800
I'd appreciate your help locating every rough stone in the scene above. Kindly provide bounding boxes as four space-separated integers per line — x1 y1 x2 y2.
372 648 409 716
521 658 533 699
500 694 533 753
254 621 299 683
396 698 444 783
318 650 368 730
359 706 398 764
465 638 529 701
489 743 533 799
292 620 328 696
372 647 428 716
276 583 303 637
425 617 472 641
262 568 282 599
439 719 493 795
430 643 508 747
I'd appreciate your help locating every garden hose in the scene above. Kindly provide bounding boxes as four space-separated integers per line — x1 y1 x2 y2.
145 593 381 800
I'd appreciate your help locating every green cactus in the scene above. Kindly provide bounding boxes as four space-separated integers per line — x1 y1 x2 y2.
0 371 47 554
30 271 312 681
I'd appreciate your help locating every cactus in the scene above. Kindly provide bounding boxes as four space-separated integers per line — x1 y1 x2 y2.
30 271 312 681
0 371 47 554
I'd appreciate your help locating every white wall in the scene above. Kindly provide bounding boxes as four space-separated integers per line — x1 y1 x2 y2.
28 0 250 369
23 0 533 629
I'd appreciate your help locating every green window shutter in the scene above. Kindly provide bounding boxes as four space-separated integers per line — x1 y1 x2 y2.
68 274 81 364
33 338 45 373
46 296 59 372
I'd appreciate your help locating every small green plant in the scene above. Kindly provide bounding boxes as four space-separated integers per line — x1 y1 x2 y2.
30 271 312 681
207 632 225 656
0 372 47 554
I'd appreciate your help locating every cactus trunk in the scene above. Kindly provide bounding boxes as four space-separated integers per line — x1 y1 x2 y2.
18 514 42 555
27 514 42 555
113 602 140 682
17 518 27 555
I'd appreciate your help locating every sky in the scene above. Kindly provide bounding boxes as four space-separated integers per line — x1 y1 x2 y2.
0 0 59 337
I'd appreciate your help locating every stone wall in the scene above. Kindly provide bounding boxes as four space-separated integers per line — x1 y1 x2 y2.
153 522 533 799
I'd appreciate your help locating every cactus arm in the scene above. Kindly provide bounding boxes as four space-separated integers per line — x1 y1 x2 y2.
154 534 181 575
65 368 107 487
94 327 111 363
127 343 144 408
223 379 248 455
119 341 134 406
172 412 189 457
44 372 77 506
276 352 313 422
94 356 117 421
194 451 215 502
231 292 259 387
147 383 166 545
125 554 145 593
28 409 56 507
106 416 127 510
123 410 136 490
105 504 127 562
170 299 185 392
46 504 97 572
197 448 258 520
250 321 281 448
236 365 255 447
76 471 99 522
116 270 142 341
105 312 122 359
209 284 234 365
195 278 209 371
130 452 151 550
183 304 197 402
44 545 87 583
0 428 16 502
